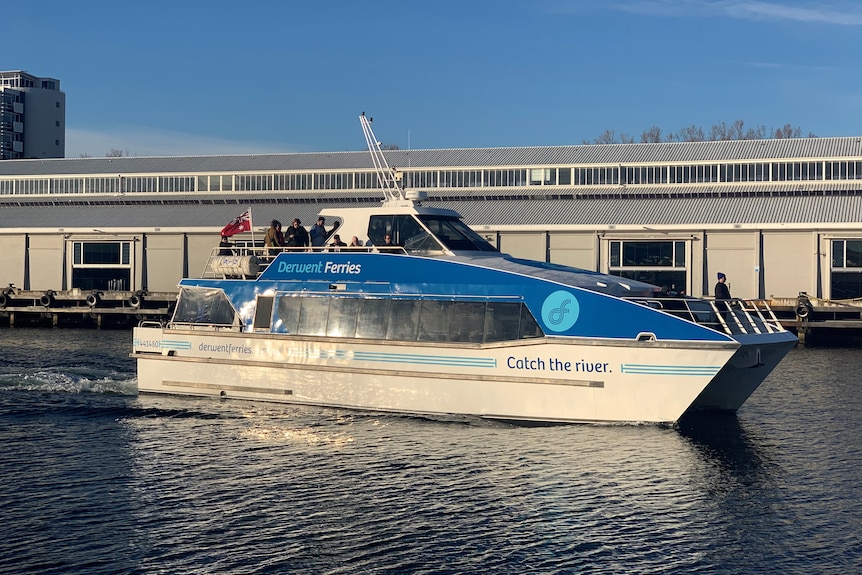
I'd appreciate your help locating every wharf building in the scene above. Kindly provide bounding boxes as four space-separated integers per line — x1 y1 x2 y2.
0 71 65 160
1 135 862 311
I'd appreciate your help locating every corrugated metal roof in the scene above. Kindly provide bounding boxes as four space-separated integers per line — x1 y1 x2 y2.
4 195 862 230
4 136 862 176
0 202 363 230
436 195 862 226
422 180 861 197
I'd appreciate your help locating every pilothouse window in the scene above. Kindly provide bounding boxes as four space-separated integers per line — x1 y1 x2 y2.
367 214 497 252
417 215 497 252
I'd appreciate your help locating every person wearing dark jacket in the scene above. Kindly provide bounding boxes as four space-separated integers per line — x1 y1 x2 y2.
218 235 234 256
286 218 309 248
309 217 327 247
714 272 731 300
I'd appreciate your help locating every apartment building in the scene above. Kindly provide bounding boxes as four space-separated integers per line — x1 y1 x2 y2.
0 70 65 160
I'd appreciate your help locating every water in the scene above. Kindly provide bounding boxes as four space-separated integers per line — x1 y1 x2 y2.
1 328 860 575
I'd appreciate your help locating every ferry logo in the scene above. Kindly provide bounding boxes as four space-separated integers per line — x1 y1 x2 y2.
541 290 579 333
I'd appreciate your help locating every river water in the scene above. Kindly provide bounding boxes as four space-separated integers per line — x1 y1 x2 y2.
0 328 860 574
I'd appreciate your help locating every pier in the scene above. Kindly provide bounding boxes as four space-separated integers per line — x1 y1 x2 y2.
768 293 862 346
0 288 174 328
4 285 862 346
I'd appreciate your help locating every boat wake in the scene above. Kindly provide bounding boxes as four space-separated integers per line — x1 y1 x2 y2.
0 365 137 395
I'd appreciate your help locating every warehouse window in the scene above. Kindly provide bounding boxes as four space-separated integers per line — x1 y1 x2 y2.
71 241 132 291
831 240 862 299
609 240 687 294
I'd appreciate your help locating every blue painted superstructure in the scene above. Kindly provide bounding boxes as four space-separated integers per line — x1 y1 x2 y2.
191 252 734 343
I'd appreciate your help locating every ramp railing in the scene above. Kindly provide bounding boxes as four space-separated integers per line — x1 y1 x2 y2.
627 296 788 336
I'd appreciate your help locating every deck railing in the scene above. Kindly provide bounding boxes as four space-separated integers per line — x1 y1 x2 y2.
626 296 787 336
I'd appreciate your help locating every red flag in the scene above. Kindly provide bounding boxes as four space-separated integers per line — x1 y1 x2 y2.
221 209 251 237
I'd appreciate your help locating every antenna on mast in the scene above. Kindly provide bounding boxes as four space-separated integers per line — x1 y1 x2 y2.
360 112 406 205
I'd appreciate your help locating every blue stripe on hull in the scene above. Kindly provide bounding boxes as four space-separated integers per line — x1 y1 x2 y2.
305 349 497 368
620 364 721 376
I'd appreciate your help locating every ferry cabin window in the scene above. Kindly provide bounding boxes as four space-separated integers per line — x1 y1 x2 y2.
275 296 302 334
485 302 520 341
386 300 420 341
520 304 543 339
271 295 543 342
449 301 486 343
327 298 360 337
356 298 390 339
172 288 237 326
298 297 329 336
830 239 862 299
418 300 453 342
253 296 275 329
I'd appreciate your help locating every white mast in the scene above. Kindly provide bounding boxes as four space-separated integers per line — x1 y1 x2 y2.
359 112 411 206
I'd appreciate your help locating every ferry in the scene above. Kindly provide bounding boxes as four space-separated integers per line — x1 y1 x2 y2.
132 114 798 424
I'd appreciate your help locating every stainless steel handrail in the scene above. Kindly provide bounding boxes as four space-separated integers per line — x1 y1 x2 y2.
627 296 787 336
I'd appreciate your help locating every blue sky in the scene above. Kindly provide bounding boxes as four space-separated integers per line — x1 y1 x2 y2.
7 0 862 157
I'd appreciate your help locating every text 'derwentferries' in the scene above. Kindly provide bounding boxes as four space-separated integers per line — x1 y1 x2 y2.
199 342 253 354
507 356 610 373
277 261 362 275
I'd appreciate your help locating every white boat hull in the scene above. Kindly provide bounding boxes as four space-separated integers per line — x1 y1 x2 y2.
687 333 797 412
133 326 740 424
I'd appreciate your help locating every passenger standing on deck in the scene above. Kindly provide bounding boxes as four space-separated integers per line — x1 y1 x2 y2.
264 220 284 257
349 236 363 247
309 216 327 248
218 235 234 256
286 218 310 248
714 272 731 300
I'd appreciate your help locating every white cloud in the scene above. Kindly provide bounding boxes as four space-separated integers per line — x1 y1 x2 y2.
720 0 862 24
65 125 297 158
613 0 862 25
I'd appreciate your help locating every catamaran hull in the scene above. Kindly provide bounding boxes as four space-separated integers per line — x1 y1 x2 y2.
686 332 798 413
133 326 742 424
